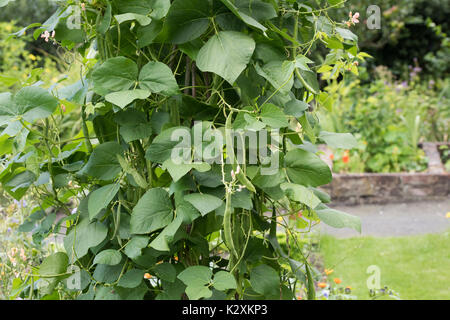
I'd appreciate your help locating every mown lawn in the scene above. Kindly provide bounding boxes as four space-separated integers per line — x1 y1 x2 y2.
318 231 450 300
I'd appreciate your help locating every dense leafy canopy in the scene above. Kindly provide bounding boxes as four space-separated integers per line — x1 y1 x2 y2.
0 0 363 300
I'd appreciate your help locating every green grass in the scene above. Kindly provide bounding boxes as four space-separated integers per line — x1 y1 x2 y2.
318 231 450 300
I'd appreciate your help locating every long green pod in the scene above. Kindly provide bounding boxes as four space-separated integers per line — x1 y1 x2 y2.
223 191 238 260
223 111 238 260
305 263 316 300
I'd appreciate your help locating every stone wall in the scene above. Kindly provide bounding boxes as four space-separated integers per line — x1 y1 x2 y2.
321 142 450 205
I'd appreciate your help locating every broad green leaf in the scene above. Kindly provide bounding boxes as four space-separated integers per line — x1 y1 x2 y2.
14 86 58 122
220 0 267 33
130 188 173 234
64 219 108 259
192 166 223 188
336 27 358 41
93 285 121 300
139 61 179 96
178 266 212 287
213 271 237 291
146 126 191 163
184 193 223 216
242 113 266 131
255 60 294 94
317 92 334 111
178 39 204 61
38 251 69 295
251 168 283 189
93 262 124 284
197 31 255 85
231 188 253 210
115 13 152 26
5 170 36 190
316 206 361 232
156 279 186 300
318 131 358 149
114 282 149 300
176 200 201 223
65 269 90 292
285 149 332 187
162 159 211 182
124 236 149 259
295 55 314 71
114 109 152 143
235 0 277 21
149 216 183 251
325 36 344 49
118 269 145 288
250 265 279 298
310 187 331 204
79 142 123 180
260 103 288 128
153 262 177 282
137 20 163 48
148 0 171 20
164 0 211 44
186 285 212 300
284 99 309 117
116 0 170 20
0 92 15 126
93 249 122 266
280 183 321 209
92 57 138 96
105 89 151 109
0 0 15 8
88 183 120 220
39 252 68 278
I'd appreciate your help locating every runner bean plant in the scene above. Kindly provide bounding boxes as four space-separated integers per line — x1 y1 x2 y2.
0 0 365 300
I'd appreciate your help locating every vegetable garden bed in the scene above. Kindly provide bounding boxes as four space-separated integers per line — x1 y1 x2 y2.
321 142 450 205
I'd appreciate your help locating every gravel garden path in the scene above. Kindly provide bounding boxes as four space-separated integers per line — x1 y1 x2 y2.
318 199 450 238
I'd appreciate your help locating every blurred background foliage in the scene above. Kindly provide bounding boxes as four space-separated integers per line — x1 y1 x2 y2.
330 0 450 79
0 0 448 80
0 22 63 92
0 0 57 27
314 0 450 173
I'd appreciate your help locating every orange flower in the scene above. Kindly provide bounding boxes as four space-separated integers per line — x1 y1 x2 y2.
329 154 335 161
297 296 302 300
144 273 152 279
324 268 334 275
318 282 327 289
342 151 350 164
346 286 352 290
333 278 342 284
174 256 179 261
